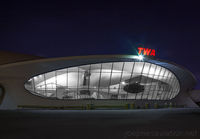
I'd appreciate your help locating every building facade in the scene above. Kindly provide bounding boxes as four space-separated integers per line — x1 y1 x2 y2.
0 53 198 109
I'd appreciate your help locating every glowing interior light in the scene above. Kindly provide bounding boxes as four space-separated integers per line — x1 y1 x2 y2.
121 81 126 85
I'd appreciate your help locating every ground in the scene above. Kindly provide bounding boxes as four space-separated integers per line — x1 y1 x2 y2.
0 108 200 139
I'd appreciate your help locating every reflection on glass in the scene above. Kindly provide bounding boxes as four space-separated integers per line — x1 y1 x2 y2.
25 62 180 100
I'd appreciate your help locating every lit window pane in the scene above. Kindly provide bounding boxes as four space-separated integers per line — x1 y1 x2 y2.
154 66 161 75
123 62 134 72
133 62 144 74
148 64 156 75
112 62 123 72
142 63 151 74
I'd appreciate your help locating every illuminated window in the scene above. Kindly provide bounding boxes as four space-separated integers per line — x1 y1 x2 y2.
24 62 180 100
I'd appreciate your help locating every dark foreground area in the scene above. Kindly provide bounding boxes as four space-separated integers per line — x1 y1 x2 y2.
0 108 200 139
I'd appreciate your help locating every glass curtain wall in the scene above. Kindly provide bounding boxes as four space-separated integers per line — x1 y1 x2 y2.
25 62 180 100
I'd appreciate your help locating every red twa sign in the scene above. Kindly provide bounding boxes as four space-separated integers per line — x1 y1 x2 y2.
138 47 155 56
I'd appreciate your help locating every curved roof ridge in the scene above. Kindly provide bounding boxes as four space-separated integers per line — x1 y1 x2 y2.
0 51 43 65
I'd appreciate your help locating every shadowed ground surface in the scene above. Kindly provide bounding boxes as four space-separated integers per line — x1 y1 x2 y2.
0 108 200 139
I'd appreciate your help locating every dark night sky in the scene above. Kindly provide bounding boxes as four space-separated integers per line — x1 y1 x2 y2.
0 0 200 88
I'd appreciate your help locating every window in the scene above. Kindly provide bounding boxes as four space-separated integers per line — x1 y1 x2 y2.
24 62 180 100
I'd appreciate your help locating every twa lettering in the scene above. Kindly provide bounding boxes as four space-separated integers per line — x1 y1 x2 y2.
138 47 155 56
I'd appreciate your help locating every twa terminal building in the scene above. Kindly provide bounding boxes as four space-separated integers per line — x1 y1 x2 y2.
0 50 199 109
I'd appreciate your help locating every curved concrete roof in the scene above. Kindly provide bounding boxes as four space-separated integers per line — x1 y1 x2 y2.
0 51 43 65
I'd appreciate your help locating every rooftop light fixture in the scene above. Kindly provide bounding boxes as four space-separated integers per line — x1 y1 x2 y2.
130 55 144 61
